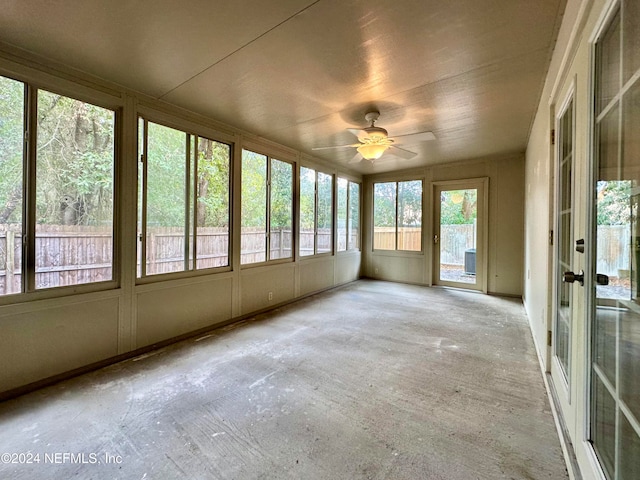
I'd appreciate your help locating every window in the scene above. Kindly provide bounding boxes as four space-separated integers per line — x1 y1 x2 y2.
300 167 333 256
0 76 116 296
241 150 293 265
337 178 360 252
138 118 230 277
373 180 422 251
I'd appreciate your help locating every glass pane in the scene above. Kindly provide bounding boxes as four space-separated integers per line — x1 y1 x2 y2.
337 178 348 252
556 299 570 376
145 122 186 276
620 304 640 420
620 414 640 480
623 79 640 182
623 0 640 85
439 189 477 284
599 105 620 180
0 76 24 295
269 159 292 260
317 172 332 254
196 138 230 269
300 167 315 257
241 150 267 264
594 306 618 387
555 102 573 378
398 180 422 251
597 12 620 115
36 90 114 288
348 182 360 250
592 374 616 479
373 182 396 250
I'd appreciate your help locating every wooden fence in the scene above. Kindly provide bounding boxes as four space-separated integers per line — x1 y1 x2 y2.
439 225 475 265
597 225 630 276
1 223 634 294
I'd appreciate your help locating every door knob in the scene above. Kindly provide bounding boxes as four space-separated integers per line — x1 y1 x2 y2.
563 270 584 286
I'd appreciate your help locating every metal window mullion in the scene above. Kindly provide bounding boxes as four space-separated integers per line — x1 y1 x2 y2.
346 181 351 251
192 136 199 270
140 119 148 278
265 157 272 261
395 182 399 251
184 134 191 272
314 171 319 255
22 85 38 291
24 84 37 292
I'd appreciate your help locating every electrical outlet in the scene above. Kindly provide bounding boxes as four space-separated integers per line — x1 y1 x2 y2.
374 268 379 275
268 291 273 301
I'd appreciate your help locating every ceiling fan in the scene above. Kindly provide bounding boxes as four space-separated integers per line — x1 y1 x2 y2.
312 111 435 163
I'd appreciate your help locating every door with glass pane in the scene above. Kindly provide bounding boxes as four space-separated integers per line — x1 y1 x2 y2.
551 94 574 398
433 179 487 292
590 4 640 478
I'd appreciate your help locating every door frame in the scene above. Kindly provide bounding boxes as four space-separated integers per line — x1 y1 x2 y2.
550 81 577 405
432 177 488 293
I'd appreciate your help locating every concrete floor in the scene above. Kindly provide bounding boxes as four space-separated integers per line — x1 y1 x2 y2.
0 280 568 479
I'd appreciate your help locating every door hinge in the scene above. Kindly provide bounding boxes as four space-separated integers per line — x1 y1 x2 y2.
547 330 552 347
549 230 554 246
551 129 555 145
139 154 145 163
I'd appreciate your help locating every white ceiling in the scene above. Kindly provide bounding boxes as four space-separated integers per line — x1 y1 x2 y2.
0 0 565 174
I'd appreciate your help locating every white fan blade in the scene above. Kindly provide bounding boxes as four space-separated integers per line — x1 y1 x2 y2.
348 152 363 164
388 145 417 159
347 128 369 142
312 143 360 151
392 131 435 144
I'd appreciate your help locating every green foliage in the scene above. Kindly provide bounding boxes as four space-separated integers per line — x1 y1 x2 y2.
317 172 332 230
36 91 114 226
197 138 230 228
269 158 292 229
440 189 477 225
374 180 423 228
374 182 396 228
241 150 267 229
300 167 315 231
398 180 422 227
142 123 231 229
0 76 24 224
146 122 185 227
597 181 630 226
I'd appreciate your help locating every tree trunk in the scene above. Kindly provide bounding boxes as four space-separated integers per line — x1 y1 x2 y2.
0 185 22 223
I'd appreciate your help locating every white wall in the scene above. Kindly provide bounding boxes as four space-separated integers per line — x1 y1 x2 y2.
363 154 525 297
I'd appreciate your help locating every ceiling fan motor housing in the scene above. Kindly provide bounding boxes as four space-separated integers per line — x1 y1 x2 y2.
363 125 389 140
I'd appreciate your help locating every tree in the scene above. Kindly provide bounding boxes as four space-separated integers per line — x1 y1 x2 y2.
36 91 115 226
597 180 630 226
440 190 477 225
0 77 25 224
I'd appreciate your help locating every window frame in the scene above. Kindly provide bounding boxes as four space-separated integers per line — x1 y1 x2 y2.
299 165 334 258
137 113 233 282
372 179 424 253
0 70 122 304
240 148 295 267
337 177 361 253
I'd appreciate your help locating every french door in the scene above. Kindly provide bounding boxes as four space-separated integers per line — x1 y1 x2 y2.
433 179 487 292
589 3 640 478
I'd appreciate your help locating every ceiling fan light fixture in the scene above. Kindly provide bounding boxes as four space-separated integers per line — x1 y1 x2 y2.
357 143 389 160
